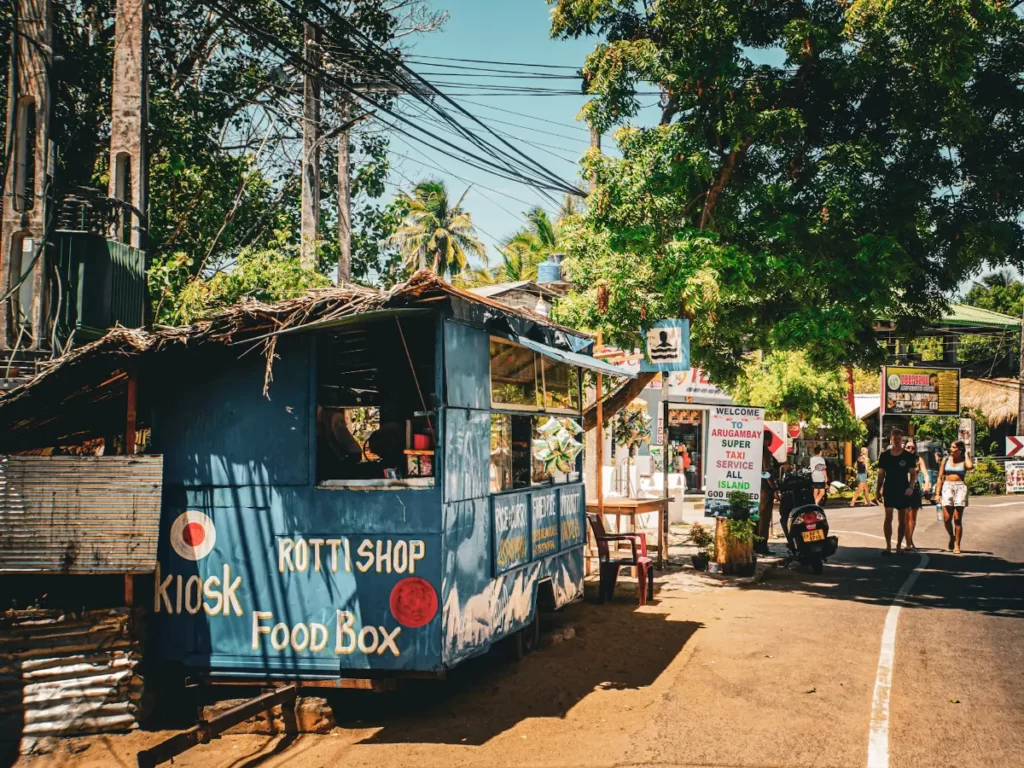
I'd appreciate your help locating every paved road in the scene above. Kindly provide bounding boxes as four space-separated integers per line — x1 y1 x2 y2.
34 497 1024 768
823 497 1024 768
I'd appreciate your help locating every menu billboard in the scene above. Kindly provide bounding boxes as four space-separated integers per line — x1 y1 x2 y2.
881 366 960 417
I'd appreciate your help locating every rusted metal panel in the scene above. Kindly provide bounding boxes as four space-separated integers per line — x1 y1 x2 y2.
0 608 142 754
0 455 163 574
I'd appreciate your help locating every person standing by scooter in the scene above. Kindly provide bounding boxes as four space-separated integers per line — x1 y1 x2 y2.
875 428 919 556
756 441 780 555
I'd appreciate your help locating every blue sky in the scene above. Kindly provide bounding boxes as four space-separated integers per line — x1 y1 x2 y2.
386 1 601 265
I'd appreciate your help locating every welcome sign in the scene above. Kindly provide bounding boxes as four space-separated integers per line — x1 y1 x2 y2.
704 406 765 517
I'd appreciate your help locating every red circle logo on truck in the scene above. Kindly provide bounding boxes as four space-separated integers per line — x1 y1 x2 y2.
170 511 217 561
390 577 438 628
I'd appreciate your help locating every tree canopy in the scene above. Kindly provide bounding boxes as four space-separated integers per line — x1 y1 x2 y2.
731 351 866 443
0 1 444 325
549 0 1024 387
963 270 1024 318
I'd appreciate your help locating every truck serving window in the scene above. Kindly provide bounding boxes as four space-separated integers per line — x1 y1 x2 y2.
488 336 583 493
316 315 436 488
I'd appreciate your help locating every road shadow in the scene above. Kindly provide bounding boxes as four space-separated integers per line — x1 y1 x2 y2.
327 598 700 746
761 545 1024 619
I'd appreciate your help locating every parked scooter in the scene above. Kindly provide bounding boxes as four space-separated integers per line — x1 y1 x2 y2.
776 469 839 575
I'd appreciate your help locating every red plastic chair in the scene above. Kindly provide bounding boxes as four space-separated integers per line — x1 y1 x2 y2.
586 512 655 605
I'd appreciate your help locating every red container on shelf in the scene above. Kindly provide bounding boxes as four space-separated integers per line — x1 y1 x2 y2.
412 433 432 450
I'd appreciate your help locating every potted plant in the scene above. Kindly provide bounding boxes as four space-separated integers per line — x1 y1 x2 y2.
612 402 652 496
533 417 584 483
688 522 714 571
719 491 758 577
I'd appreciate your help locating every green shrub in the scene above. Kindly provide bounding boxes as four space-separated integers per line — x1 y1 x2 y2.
965 458 1005 496
689 522 715 559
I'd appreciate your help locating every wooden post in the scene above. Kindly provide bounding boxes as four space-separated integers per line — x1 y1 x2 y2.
125 373 137 455
0 0 52 350
107 0 148 249
596 331 604 516
124 574 134 606
300 22 321 270
1018 304 1024 433
337 123 351 284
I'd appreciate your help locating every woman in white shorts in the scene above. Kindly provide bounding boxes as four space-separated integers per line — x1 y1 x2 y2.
936 440 973 554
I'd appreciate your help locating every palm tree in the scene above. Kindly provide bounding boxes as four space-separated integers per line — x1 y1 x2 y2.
456 196 582 288
499 207 565 281
977 269 1016 290
388 180 486 280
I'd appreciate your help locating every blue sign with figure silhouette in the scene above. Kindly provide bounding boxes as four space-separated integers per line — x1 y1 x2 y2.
640 319 691 372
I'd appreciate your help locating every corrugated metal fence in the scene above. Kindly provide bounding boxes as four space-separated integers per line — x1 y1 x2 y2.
0 608 142 754
0 455 163 574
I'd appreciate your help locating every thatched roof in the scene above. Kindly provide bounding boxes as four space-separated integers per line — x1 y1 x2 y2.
960 377 1019 427
0 271 590 450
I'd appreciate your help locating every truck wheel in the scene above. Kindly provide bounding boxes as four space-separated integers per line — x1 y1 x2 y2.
515 610 540 658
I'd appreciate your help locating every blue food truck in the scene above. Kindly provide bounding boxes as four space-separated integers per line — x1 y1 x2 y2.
9 273 625 682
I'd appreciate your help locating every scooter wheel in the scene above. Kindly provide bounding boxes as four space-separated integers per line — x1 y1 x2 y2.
809 557 824 576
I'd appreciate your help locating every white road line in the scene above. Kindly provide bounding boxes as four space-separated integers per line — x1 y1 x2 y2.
866 553 929 768
982 501 1023 508
832 530 888 541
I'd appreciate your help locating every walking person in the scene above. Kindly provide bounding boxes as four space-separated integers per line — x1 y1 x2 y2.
875 428 918 556
902 440 931 551
810 446 828 505
936 440 973 554
849 447 871 507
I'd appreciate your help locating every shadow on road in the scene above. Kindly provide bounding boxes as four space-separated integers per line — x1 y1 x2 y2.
762 545 1024 619
325 599 701 747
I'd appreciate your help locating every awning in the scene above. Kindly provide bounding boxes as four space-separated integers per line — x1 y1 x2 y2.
496 332 635 379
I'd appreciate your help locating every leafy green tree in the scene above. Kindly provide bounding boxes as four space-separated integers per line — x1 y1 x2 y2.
958 270 1022 371
388 180 486 280
171 237 332 324
964 271 1024 318
731 352 866 443
0 1 443 324
909 408 995 455
549 0 1024 391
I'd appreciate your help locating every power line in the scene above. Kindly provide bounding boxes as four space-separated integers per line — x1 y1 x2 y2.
402 54 580 71
266 0 586 197
206 0 582 203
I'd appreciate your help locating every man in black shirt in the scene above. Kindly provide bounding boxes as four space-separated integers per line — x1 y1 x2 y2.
875 427 919 556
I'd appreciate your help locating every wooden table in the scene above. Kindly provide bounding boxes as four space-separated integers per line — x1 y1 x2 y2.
586 497 673 568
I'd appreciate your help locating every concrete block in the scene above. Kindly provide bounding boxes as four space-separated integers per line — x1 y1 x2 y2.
200 695 335 735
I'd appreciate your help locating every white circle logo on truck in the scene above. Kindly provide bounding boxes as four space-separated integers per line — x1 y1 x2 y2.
170 511 217 561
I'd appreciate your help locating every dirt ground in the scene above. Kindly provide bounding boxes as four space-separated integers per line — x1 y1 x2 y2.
14 570 748 768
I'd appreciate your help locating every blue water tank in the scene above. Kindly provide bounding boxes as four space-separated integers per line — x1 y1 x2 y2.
537 259 561 283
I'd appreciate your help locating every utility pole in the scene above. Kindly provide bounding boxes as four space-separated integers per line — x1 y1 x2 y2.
107 0 148 250
300 22 321 271
0 0 52 352
337 113 351 284
1018 304 1024 434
